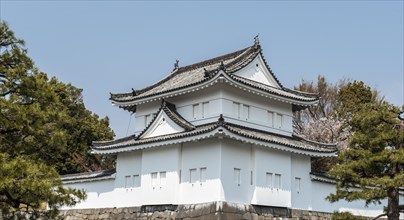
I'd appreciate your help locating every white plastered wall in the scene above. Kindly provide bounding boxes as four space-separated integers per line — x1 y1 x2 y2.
252 146 292 207
63 179 115 209
114 151 143 207
140 145 180 205
220 139 254 203
178 139 223 204
167 84 293 136
290 154 312 210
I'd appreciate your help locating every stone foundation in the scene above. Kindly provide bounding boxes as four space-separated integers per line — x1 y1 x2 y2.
58 202 336 220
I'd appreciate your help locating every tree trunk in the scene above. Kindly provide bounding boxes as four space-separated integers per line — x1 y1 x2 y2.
387 187 399 220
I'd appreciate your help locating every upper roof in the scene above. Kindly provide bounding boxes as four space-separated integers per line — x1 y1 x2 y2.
110 39 318 112
92 112 337 157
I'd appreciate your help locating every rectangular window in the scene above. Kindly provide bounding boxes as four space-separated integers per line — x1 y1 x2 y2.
125 175 131 188
193 104 199 119
268 111 274 127
243 105 250 120
233 102 240 118
190 168 197 183
179 169 182 184
151 172 158 188
234 168 241 185
202 102 209 118
295 177 301 193
266 172 272 187
250 171 254 185
133 175 140 187
276 113 283 129
160 171 166 186
275 174 281 189
200 167 207 183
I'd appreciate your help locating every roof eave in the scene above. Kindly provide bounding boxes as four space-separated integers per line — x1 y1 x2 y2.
111 73 319 110
92 124 337 157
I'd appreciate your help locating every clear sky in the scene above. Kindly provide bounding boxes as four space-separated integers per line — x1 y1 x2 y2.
1 1 403 138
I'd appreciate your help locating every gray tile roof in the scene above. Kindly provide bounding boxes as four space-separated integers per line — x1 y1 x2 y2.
110 43 318 110
92 123 216 150
224 123 337 153
61 168 116 183
92 116 337 155
110 47 253 102
229 75 318 102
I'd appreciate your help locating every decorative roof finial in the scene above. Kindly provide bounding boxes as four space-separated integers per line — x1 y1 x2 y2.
173 59 179 70
219 61 226 72
254 34 260 48
131 88 137 96
204 68 210 77
217 114 226 126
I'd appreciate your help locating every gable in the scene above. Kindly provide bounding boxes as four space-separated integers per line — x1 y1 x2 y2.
233 54 281 88
140 111 185 139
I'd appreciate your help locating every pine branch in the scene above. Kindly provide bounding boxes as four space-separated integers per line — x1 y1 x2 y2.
371 213 387 220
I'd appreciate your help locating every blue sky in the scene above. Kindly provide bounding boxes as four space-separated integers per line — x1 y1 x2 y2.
1 1 403 138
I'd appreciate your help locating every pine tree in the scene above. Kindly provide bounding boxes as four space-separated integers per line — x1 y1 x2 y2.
327 102 404 219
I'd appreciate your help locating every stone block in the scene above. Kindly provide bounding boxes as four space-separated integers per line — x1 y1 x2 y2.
99 213 109 219
201 205 213 216
151 211 159 219
169 211 177 219
128 206 141 213
243 212 252 220
125 212 134 219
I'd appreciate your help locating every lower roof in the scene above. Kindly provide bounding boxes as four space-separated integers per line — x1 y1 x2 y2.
92 116 337 157
61 168 116 184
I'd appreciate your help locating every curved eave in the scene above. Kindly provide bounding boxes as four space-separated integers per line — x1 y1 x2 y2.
220 128 337 158
61 169 116 184
91 127 219 155
310 173 336 184
92 125 337 157
63 174 115 184
111 73 319 111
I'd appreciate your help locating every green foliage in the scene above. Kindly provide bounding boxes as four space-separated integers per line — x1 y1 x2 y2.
0 21 115 174
0 21 114 216
327 102 404 219
0 153 86 219
294 77 384 172
331 211 365 220
336 81 373 119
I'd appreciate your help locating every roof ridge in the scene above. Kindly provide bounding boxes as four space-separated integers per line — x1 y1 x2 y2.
176 46 253 73
110 45 253 100
225 47 260 73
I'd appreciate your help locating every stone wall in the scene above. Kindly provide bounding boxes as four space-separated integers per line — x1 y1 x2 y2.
58 202 336 220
